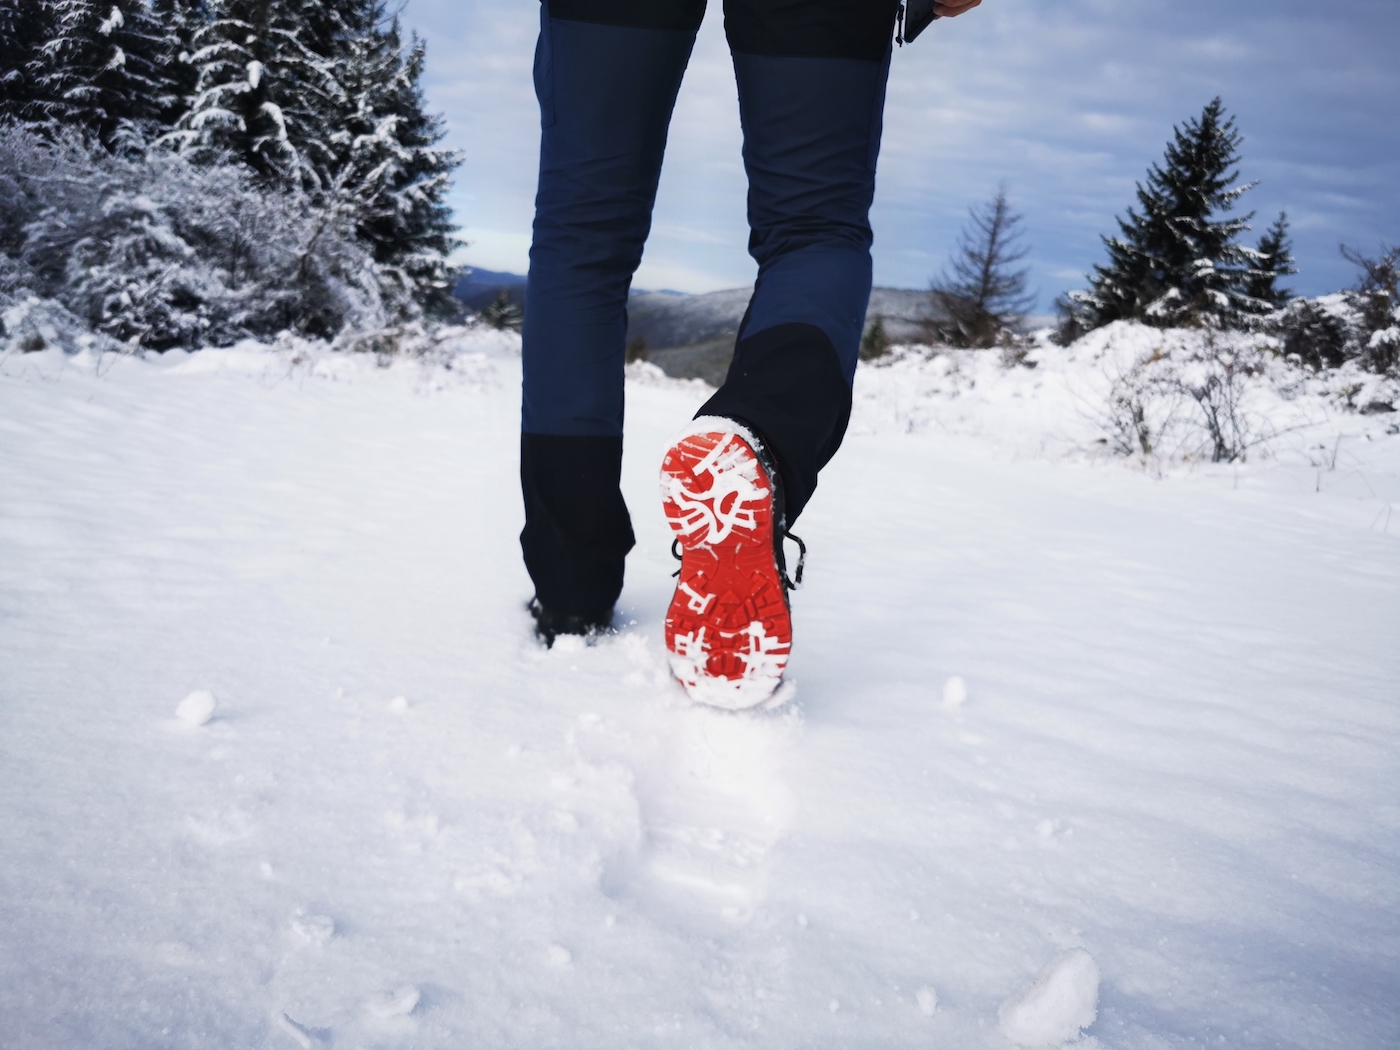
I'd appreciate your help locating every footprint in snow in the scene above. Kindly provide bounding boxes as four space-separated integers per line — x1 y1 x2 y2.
365 985 420 1020
184 807 256 847
290 912 335 947
577 700 801 921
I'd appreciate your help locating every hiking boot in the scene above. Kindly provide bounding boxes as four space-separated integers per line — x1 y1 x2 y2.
528 597 613 648
659 417 804 709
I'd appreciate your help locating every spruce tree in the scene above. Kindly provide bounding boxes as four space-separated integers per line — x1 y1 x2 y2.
1073 98 1259 329
173 0 343 189
150 0 209 108
332 7 460 316
0 1 59 126
1245 212 1296 310
35 0 187 147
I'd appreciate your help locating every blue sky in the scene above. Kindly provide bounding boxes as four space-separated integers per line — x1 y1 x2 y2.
403 0 1400 307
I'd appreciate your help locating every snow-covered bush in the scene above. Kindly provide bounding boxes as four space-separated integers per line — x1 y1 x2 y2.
1 283 122 356
3 0 461 324
1269 249 1400 378
1074 324 1318 464
1273 294 1353 371
0 122 384 349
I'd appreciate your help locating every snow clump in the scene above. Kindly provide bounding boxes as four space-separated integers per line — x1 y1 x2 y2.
175 690 217 726
942 675 969 708
916 985 939 1016
997 947 1100 1046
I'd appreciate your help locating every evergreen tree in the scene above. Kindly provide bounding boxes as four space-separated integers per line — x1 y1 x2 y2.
0 1 59 126
480 289 523 332
1245 212 1296 310
35 0 187 147
173 0 344 189
331 8 460 316
150 0 210 108
927 187 1036 348
1072 98 1259 330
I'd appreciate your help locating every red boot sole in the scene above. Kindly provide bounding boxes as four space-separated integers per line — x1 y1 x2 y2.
660 421 791 708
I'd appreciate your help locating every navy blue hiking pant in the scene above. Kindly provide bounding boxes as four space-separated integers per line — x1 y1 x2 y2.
522 0 900 619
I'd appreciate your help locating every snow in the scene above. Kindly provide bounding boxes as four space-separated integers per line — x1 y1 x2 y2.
0 327 1397 1048
917 984 940 1016
997 947 1100 1046
942 674 969 709
175 689 218 726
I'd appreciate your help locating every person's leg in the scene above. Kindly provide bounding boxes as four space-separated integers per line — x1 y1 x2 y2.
521 0 706 629
698 0 899 523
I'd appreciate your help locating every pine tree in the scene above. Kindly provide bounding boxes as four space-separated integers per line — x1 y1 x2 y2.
331 7 460 316
1245 212 1296 310
150 0 209 108
1072 98 1259 330
927 187 1036 348
35 0 187 147
173 0 344 189
0 1 60 126
480 289 523 332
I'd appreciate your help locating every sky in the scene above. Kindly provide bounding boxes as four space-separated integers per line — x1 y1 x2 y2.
402 0 1400 307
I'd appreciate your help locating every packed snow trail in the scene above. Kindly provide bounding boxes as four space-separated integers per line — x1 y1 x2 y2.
0 335 1397 1049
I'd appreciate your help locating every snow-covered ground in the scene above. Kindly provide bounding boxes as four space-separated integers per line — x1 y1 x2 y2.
1 329 1396 1049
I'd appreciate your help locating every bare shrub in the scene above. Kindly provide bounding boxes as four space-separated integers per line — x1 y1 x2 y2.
1091 348 1182 458
1086 334 1273 464
1180 336 1264 462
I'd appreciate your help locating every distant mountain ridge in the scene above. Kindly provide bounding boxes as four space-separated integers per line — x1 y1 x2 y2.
454 267 527 311
454 267 938 385
625 286 938 384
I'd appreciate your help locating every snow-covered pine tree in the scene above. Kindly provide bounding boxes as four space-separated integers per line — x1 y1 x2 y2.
172 0 344 190
0 1 59 126
1245 212 1296 311
34 0 187 147
330 5 460 317
1071 98 1260 330
150 0 209 109
174 0 458 317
